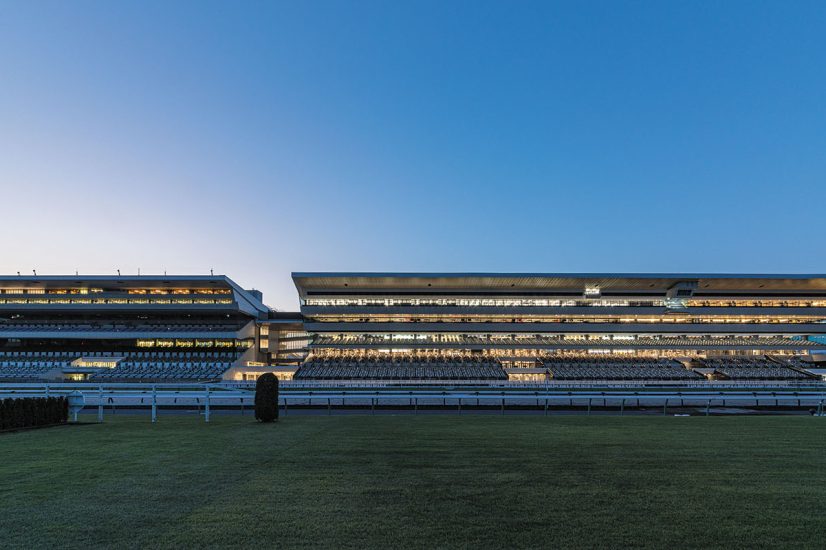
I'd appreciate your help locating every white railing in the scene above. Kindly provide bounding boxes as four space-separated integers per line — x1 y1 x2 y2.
1 382 825 423
220 379 826 390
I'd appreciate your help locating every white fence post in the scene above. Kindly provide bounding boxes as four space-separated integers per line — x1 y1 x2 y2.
151 386 157 423
204 387 211 423
98 386 104 423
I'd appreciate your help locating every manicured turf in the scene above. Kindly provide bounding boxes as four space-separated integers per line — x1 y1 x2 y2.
2 414 825 549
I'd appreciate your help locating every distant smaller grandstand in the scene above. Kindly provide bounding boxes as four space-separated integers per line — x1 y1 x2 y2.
0 275 271 383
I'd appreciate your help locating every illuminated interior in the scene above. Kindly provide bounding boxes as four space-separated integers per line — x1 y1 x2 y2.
292 273 826 382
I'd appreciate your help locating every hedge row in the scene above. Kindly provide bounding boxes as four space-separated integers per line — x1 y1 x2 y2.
0 397 68 431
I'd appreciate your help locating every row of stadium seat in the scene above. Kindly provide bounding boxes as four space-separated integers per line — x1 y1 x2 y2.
294 353 819 382
0 361 67 381
295 356 507 380
0 350 241 360
0 350 243 382
775 355 814 369
0 323 241 332
313 335 821 347
0 351 81 360
108 351 242 360
699 356 812 380
88 361 234 382
541 357 701 380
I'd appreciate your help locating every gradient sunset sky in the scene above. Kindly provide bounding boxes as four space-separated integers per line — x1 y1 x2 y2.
2 1 825 309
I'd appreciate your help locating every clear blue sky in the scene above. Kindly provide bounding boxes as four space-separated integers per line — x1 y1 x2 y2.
1 1 824 309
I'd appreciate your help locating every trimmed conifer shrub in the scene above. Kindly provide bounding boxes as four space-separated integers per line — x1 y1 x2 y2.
47 397 58 424
0 396 70 431
254 373 279 423
23 399 34 427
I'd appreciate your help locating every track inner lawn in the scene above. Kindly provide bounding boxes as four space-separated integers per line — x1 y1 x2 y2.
2 415 825 548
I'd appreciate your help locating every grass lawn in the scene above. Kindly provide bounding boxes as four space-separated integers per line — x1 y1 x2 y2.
2 414 825 549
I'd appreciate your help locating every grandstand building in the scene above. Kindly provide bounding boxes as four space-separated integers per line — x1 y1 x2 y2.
0 275 307 383
292 273 826 383
2 272 826 385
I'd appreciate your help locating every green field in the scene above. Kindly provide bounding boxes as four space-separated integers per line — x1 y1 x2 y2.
2 414 825 549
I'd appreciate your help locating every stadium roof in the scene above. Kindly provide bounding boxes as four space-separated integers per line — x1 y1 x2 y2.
292 272 826 296
0 274 270 316
0 274 231 286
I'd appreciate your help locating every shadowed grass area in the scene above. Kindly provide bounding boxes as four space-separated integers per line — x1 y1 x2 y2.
1 414 825 549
